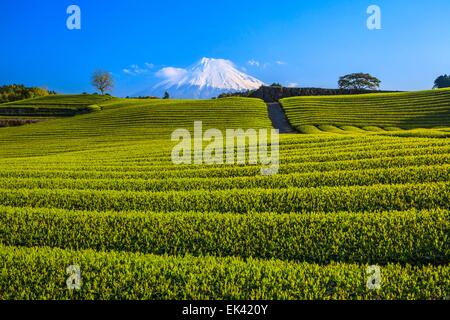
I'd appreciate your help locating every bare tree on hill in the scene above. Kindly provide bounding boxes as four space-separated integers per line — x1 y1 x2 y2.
92 70 114 95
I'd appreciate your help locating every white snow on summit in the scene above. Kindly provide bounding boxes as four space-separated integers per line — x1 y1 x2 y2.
139 58 265 98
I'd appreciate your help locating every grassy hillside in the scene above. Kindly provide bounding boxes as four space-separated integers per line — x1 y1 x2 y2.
280 88 450 133
0 94 449 299
0 94 112 128
0 97 271 157
0 94 111 117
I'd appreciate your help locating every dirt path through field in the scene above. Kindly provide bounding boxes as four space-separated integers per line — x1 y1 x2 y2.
267 103 298 134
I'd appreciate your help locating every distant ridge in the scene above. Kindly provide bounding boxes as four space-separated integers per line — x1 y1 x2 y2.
219 85 402 102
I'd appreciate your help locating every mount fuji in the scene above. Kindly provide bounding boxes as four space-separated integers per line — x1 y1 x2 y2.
138 58 265 99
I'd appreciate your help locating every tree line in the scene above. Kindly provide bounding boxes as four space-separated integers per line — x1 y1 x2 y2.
267 73 450 91
0 85 56 103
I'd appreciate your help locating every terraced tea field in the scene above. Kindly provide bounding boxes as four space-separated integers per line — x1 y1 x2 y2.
280 88 450 134
0 94 111 118
0 94 449 299
0 94 111 128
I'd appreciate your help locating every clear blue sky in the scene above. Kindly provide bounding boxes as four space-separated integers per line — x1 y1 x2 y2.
1 0 449 96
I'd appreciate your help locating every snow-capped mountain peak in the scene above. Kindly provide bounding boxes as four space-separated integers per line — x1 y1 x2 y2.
142 58 265 98
185 57 263 90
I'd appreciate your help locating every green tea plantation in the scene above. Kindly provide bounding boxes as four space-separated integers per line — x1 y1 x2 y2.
0 92 449 300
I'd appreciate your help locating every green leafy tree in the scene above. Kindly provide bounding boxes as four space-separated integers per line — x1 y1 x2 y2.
163 91 170 99
0 84 54 103
338 73 381 90
91 70 114 95
433 75 450 89
29 87 50 98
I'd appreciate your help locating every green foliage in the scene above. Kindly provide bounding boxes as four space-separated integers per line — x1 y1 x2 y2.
281 89 450 132
0 95 110 118
0 97 271 157
434 74 450 89
0 206 448 265
0 84 55 104
163 91 170 99
0 163 448 191
338 73 381 90
0 94 449 300
0 181 448 213
0 245 449 300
